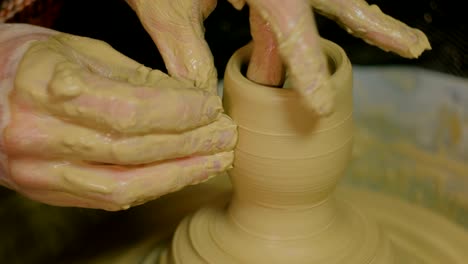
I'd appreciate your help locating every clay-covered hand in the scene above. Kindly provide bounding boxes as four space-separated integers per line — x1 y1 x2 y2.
127 0 430 116
127 0 326 112
245 0 431 115
126 0 218 93
0 24 236 211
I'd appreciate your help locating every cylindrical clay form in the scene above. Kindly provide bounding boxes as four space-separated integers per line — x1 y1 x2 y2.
159 40 394 264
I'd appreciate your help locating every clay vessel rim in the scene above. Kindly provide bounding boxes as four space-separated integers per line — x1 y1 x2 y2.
225 38 347 99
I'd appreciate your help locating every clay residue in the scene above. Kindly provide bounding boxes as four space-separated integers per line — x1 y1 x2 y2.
14 33 225 134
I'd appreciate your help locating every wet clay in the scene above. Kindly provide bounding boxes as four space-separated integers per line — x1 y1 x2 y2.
309 0 431 59
158 40 468 263
2 26 236 210
159 40 391 263
15 33 223 134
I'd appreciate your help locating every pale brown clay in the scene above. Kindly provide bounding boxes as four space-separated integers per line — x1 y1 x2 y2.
154 39 468 264
159 39 394 263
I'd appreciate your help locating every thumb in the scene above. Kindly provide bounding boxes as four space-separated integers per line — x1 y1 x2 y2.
128 0 218 94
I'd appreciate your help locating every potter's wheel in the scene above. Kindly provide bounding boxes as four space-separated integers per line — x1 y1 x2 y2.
341 187 468 263
138 183 468 264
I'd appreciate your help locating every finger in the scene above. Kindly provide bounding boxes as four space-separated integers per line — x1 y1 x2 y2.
243 0 335 115
5 107 237 165
246 8 285 87
129 0 218 93
46 33 203 88
15 52 223 134
310 0 431 58
15 188 108 210
9 152 234 210
49 33 149 79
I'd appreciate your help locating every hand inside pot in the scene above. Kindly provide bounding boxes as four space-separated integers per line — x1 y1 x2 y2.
128 0 430 115
244 0 431 115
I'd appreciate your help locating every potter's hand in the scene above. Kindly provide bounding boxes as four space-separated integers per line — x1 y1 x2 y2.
245 0 431 115
0 24 236 211
126 0 218 92
126 0 332 114
310 0 431 59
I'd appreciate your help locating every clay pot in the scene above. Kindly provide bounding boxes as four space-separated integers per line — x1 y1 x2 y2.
160 39 393 264
223 40 353 215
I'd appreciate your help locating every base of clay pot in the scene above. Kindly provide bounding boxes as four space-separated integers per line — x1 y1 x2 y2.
157 191 393 263
152 187 468 264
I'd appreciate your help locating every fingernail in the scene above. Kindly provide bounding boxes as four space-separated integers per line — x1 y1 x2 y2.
215 116 238 150
216 151 235 171
207 159 222 171
217 129 237 150
304 82 335 116
203 95 223 120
